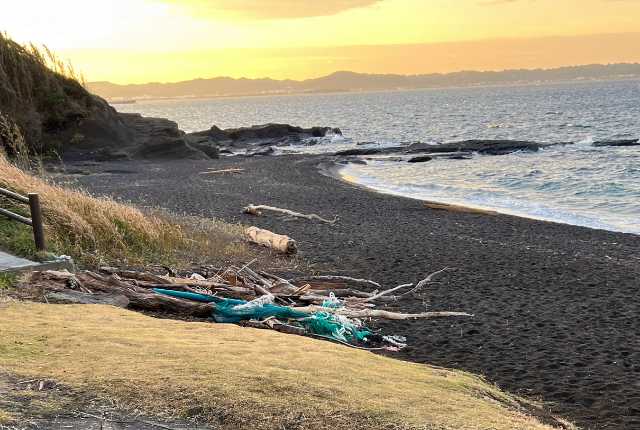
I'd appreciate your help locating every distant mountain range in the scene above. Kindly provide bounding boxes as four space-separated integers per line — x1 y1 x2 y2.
88 63 640 101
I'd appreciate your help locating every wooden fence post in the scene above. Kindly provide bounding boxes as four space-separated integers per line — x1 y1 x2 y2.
28 193 46 252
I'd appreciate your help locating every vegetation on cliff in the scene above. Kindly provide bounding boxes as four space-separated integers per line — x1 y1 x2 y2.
0 32 105 155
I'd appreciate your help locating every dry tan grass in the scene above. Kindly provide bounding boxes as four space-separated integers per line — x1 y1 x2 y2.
0 410 13 425
0 156 260 267
0 302 568 430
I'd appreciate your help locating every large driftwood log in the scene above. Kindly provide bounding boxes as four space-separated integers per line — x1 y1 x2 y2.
292 275 381 289
292 305 473 320
245 226 297 254
30 271 215 318
243 204 337 224
200 168 244 175
125 291 215 317
99 267 174 285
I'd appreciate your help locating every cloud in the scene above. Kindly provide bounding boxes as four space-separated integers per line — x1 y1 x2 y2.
162 0 382 19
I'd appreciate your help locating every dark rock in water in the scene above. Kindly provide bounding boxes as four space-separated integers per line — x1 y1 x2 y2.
430 152 473 160
593 139 639 147
406 142 439 152
334 146 406 156
225 123 340 143
334 148 383 156
337 157 367 165
407 155 433 163
205 125 231 142
185 122 340 152
407 139 543 155
245 146 275 157
133 137 209 160
186 125 231 144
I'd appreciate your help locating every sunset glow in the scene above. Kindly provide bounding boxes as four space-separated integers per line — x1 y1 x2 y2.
2 0 640 83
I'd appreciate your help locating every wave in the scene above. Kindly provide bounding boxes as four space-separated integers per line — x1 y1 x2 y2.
338 155 640 235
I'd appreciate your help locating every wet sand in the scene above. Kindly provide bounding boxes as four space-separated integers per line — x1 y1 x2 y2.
69 155 640 429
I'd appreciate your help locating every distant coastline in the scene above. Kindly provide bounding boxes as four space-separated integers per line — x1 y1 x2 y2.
89 63 640 102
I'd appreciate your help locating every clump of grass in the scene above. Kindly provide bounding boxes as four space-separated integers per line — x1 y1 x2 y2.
0 203 37 259
0 273 17 290
0 155 258 267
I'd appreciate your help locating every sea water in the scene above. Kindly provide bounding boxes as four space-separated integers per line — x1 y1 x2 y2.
116 80 640 234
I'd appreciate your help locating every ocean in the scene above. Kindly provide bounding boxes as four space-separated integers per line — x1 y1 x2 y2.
116 79 640 234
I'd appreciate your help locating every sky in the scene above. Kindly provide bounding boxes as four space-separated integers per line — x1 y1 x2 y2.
2 0 640 83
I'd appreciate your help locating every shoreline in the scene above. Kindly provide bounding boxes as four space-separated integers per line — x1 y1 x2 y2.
66 154 640 429
320 161 501 217
324 161 637 236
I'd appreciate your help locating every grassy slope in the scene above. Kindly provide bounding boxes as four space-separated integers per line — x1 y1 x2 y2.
0 302 564 430
0 155 257 267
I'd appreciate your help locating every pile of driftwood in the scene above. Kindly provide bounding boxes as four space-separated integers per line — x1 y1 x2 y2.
26 266 471 350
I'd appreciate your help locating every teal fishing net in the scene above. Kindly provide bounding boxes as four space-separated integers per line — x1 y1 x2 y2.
153 288 371 343
301 312 371 343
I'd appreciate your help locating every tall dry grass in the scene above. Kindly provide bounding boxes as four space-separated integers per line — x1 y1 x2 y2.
0 32 90 154
0 155 255 267
0 155 183 265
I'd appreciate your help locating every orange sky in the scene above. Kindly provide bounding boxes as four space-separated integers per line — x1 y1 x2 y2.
2 0 640 83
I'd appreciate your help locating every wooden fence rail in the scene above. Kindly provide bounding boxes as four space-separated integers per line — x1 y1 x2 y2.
0 187 46 252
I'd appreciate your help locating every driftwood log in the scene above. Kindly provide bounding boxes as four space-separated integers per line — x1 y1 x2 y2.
292 305 473 320
245 226 297 254
29 271 215 317
243 204 337 224
200 168 244 175
292 275 381 289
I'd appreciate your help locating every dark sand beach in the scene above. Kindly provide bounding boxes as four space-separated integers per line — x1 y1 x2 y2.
67 155 640 430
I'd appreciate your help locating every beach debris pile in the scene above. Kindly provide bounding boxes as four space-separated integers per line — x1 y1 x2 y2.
25 266 472 350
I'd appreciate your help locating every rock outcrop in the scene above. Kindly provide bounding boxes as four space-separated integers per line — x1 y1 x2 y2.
119 113 209 160
406 140 546 155
593 139 639 147
334 140 574 160
407 155 433 163
184 122 341 156
224 123 340 143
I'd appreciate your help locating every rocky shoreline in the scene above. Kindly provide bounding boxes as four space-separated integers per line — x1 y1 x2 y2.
51 105 638 165
60 111 341 162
